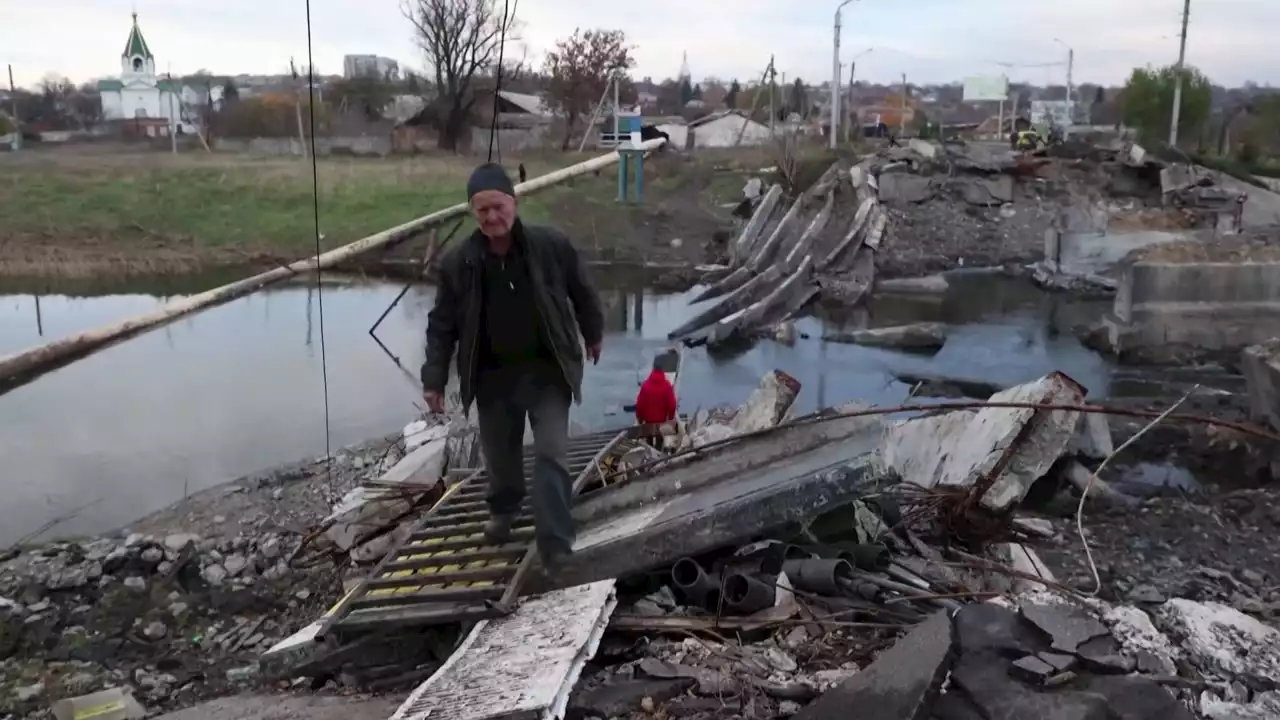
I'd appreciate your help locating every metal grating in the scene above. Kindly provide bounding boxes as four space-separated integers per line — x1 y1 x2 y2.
325 429 624 635
390 580 618 720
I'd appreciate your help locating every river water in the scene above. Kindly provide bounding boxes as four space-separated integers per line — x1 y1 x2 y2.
0 270 1114 545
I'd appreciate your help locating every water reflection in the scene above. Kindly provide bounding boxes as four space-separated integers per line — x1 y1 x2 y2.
0 271 1115 544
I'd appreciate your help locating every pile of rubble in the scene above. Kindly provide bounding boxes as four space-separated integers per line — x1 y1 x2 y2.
5 366 1280 720
678 137 1249 348
0 438 420 719
0 527 334 717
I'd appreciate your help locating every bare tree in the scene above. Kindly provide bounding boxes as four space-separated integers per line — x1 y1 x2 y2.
543 29 635 150
403 0 512 151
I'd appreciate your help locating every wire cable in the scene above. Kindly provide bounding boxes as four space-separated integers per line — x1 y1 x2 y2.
486 0 516 163
302 0 333 469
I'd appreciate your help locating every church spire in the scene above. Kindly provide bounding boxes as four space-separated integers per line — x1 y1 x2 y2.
123 12 154 60
678 51 691 82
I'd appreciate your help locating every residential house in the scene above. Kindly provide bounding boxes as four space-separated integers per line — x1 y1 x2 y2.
688 110 770 148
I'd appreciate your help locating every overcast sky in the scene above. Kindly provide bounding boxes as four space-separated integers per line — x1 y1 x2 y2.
4 0 1277 90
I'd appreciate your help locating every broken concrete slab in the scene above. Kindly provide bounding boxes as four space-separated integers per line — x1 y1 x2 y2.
999 544 1057 594
323 426 449 552
1200 689 1280 719
882 373 1084 511
878 174 934 204
1020 601 1110 654
823 322 947 353
390 581 617 720
959 176 1015 205
731 184 783 266
947 650 1110 720
548 445 885 592
792 610 953 720
1080 675 1195 720
1099 604 1179 676
1068 413 1114 460
1242 339 1280 430
731 370 801 434
876 274 950 295
953 603 1047 659
1158 599 1280 686
1009 655 1057 685
574 404 884 525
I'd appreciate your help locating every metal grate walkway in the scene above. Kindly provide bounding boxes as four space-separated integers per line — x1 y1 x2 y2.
325 429 625 635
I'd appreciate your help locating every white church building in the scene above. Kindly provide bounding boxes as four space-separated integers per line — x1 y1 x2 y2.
97 13 221 133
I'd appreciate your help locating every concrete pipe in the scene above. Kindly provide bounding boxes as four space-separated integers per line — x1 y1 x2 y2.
671 557 721 610
723 572 777 614
781 558 854 596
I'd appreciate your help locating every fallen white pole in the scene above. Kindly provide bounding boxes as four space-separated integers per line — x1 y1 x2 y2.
0 139 665 385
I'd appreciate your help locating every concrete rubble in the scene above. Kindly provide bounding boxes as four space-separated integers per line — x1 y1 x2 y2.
6 365 1280 720
669 137 1270 351
315 371 1276 720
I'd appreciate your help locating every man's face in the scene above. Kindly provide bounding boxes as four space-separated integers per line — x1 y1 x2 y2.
470 190 517 239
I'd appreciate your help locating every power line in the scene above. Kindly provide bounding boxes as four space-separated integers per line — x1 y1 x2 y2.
302 0 332 470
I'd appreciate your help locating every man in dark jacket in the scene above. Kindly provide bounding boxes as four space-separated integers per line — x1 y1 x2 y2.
421 163 605 570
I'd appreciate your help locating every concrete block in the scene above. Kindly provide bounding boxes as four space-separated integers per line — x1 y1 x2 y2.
1242 341 1280 430
793 611 953 720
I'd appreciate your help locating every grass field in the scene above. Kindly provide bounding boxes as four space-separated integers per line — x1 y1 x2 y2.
0 143 802 279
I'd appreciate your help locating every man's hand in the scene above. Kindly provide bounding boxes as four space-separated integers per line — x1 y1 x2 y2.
586 342 602 365
423 389 445 414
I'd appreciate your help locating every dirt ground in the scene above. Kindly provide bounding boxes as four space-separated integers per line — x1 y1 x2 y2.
0 144 768 280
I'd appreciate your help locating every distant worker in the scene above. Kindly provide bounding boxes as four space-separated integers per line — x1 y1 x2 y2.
420 162 605 573
518 163 527 183
634 356 678 447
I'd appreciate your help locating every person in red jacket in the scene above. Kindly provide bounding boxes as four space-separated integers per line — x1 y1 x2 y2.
634 357 678 446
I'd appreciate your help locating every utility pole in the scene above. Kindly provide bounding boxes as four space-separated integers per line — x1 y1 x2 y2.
291 57 307 158
735 58 772 146
831 0 855 149
166 70 177 154
768 56 777 138
899 73 907 138
845 63 855 143
613 67 621 143
1168 0 1191 147
1054 38 1075 123
7 64 19 151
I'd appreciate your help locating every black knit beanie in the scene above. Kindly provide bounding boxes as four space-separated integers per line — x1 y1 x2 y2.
466 163 516 200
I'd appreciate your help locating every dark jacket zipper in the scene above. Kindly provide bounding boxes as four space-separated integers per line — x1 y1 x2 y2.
466 257 480 411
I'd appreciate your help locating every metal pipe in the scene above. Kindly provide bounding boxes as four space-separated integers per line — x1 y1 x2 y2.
671 557 721 609
782 558 853 595
724 572 776 614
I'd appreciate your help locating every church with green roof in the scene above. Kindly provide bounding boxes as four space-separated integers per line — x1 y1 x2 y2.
96 13 188 131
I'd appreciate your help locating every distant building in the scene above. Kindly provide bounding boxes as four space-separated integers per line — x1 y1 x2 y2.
96 13 225 134
688 110 770 148
96 14 186 130
343 55 400 81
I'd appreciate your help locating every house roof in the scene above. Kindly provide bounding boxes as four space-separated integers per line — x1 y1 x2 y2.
688 110 760 128
497 91 549 116
123 13 154 59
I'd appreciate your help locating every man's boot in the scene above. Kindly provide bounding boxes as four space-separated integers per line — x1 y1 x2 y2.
484 514 515 545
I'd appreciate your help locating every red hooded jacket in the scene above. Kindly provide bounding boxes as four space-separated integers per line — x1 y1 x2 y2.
635 369 678 424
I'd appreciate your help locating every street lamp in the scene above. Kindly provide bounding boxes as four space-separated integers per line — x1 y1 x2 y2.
831 0 858 149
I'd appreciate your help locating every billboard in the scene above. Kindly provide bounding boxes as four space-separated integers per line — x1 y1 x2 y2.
963 75 1008 102
1030 100 1073 128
